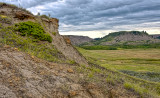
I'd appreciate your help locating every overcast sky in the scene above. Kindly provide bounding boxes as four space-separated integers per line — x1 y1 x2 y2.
1 0 160 38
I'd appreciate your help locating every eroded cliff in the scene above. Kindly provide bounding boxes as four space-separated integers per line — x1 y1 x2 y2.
0 3 88 65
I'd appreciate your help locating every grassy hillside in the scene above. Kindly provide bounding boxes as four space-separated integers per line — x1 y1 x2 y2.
78 47 160 97
97 31 148 42
81 31 159 46
0 22 69 63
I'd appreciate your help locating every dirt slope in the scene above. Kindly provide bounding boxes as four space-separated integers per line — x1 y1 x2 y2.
0 46 105 98
0 46 141 98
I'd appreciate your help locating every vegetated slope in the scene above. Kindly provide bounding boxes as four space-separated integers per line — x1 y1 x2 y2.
0 46 103 98
1 45 144 98
84 31 160 46
0 2 88 65
64 35 93 46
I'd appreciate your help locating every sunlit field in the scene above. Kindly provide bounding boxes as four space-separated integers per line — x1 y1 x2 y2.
78 48 160 82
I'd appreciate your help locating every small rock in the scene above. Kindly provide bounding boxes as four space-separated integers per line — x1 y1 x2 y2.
60 67 63 70
14 48 18 51
67 68 74 73
31 56 34 59
4 45 10 48
54 72 58 76
69 91 77 97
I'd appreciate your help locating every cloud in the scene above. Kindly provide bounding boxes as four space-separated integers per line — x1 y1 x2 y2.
1 0 160 38
1 0 58 8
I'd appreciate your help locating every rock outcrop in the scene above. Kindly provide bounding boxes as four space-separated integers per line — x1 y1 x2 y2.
64 35 93 46
0 3 88 65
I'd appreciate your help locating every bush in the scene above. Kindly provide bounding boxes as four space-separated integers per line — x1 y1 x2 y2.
15 21 52 43
52 32 56 36
41 15 50 19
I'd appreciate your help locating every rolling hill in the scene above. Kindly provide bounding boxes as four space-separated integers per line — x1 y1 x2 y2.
82 31 160 46
151 34 160 39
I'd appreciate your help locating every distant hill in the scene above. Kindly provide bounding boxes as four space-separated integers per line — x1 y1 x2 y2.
151 34 160 39
83 31 160 46
64 35 93 46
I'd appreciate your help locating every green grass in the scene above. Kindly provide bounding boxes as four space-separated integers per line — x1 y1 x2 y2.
78 48 160 73
123 82 147 96
77 47 160 97
76 63 160 97
0 26 66 63
0 15 12 24
80 44 160 50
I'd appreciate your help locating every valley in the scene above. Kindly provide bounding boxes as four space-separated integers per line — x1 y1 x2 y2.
0 2 160 98
78 48 160 82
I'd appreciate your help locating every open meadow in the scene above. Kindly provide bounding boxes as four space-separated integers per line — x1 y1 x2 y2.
78 48 160 82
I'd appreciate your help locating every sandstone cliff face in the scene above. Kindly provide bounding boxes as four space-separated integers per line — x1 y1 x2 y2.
0 3 88 65
64 35 93 46
40 19 88 65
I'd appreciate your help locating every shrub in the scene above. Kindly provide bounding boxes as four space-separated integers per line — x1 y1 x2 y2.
52 32 56 36
41 15 50 19
15 21 52 43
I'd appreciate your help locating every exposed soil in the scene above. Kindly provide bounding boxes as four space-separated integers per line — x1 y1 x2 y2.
0 46 140 98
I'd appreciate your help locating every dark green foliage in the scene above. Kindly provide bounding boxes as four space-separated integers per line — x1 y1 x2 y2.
52 32 56 36
80 45 117 50
0 23 2 28
15 21 52 43
120 70 160 82
157 36 160 39
80 43 160 50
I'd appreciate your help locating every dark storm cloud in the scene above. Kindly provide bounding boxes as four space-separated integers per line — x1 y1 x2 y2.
1 0 58 8
1 0 160 37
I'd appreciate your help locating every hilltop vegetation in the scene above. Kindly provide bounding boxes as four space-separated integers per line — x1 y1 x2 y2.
0 25 66 63
80 31 160 46
95 31 148 42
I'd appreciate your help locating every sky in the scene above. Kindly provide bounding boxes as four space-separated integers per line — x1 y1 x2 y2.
1 0 160 38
